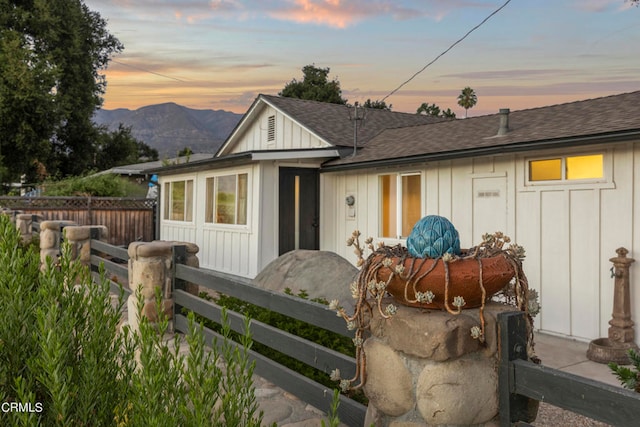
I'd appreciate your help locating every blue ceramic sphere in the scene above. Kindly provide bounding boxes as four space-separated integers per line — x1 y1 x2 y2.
407 215 461 258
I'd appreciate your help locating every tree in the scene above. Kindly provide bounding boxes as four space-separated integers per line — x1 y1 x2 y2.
0 0 123 186
416 102 456 119
94 125 158 171
362 99 392 110
457 87 478 118
279 65 347 104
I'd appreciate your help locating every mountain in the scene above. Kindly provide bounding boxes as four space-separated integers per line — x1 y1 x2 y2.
93 103 242 157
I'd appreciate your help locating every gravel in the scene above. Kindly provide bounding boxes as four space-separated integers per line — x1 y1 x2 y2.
531 402 612 427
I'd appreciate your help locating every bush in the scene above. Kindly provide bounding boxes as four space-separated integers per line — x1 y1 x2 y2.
0 214 262 426
42 173 144 197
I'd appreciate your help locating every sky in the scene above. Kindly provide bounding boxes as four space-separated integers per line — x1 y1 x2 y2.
84 0 640 116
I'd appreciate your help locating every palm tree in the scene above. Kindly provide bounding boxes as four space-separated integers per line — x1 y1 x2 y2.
457 87 477 118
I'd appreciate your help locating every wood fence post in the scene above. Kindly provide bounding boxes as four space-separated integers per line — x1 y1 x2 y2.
498 311 538 426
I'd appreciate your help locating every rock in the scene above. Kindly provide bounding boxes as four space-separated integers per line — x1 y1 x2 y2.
369 299 480 361
362 338 415 416
253 250 358 307
416 355 498 425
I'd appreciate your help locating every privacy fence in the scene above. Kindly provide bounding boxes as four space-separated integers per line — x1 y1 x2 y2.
13 215 640 427
0 196 155 246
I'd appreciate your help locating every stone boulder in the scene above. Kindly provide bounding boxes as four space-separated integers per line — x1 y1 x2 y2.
253 250 357 307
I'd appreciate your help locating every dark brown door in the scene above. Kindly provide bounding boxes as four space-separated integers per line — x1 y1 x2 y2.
279 167 319 255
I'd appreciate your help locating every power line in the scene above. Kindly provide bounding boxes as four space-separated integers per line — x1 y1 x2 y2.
112 60 187 82
381 0 512 103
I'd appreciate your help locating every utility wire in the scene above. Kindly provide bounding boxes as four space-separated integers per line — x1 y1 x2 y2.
381 0 512 103
112 60 187 82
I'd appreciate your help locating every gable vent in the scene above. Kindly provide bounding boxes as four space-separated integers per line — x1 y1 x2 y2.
267 115 275 142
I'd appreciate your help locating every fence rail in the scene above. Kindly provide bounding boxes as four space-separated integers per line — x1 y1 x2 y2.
89 239 366 426
499 311 640 427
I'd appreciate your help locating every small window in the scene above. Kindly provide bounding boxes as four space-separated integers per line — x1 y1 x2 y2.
529 154 603 182
380 173 421 238
163 179 194 221
267 115 275 142
205 173 248 225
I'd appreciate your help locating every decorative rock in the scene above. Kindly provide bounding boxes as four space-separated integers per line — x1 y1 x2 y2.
362 338 415 416
253 249 358 308
369 299 480 361
416 356 498 425
64 225 108 266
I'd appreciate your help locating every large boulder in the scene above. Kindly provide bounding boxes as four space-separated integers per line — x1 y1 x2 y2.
253 250 357 307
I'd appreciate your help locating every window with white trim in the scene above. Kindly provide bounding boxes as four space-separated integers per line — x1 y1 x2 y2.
380 173 421 239
163 179 194 221
205 173 248 225
528 153 603 182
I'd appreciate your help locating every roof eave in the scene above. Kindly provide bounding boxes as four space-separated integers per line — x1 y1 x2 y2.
320 129 640 173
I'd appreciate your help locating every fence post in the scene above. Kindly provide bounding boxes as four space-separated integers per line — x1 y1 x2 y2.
498 311 539 426
63 225 108 267
16 213 41 244
126 241 174 333
39 220 77 269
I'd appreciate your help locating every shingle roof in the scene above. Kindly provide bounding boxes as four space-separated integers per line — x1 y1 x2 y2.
260 94 445 147
324 90 640 169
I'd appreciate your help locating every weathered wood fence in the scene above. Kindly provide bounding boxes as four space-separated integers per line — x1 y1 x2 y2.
0 196 155 246
499 311 640 427
87 237 367 426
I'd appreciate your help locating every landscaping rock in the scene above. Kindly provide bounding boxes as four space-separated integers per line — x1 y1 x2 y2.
253 249 357 306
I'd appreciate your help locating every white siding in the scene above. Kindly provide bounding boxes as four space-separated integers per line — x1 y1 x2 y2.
226 105 331 154
322 141 640 342
159 164 263 278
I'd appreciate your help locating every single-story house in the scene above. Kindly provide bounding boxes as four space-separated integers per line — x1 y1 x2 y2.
152 91 640 343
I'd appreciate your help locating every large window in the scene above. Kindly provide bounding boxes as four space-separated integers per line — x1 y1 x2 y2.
529 154 603 182
380 173 421 239
164 179 194 221
205 173 248 225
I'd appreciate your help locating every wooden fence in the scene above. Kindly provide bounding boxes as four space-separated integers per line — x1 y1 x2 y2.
0 196 155 246
88 238 367 426
499 311 640 426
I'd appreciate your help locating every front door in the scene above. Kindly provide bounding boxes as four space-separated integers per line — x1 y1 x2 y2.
279 167 319 255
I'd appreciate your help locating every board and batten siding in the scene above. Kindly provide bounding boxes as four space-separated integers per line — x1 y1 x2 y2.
159 165 263 278
321 142 640 342
226 105 331 154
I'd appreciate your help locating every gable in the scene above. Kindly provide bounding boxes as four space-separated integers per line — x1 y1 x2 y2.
217 100 332 156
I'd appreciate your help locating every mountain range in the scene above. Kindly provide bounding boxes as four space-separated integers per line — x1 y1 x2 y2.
93 103 243 157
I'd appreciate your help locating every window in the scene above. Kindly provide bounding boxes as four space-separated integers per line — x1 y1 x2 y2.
380 173 421 238
205 173 248 225
529 154 603 182
163 179 194 221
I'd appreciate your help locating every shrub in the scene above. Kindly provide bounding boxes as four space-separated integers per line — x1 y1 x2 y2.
0 214 262 426
609 349 640 393
42 173 144 197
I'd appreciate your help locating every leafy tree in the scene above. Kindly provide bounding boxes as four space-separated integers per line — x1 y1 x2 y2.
94 124 158 171
416 102 441 117
279 64 347 104
457 86 478 118
362 99 392 110
416 102 456 119
0 0 122 186
440 108 457 119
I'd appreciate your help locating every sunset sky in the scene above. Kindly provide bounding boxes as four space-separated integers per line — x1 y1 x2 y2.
84 0 640 116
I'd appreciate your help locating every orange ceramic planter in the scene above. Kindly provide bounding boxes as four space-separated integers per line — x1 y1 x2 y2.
372 253 515 309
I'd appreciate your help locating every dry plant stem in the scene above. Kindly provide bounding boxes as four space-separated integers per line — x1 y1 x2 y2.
442 261 462 315
477 258 487 341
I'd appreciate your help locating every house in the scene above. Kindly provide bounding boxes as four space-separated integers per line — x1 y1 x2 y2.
153 91 640 343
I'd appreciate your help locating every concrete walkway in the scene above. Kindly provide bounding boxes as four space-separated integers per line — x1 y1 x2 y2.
534 332 621 387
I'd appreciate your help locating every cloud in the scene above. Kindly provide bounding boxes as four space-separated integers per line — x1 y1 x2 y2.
267 0 444 29
440 69 578 80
